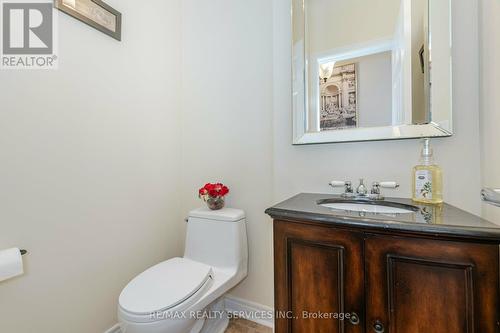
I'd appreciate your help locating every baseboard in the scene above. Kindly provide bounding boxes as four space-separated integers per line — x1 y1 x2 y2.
103 323 121 333
104 297 274 333
224 295 274 329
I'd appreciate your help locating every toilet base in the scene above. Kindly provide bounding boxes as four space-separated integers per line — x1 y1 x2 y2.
197 298 229 333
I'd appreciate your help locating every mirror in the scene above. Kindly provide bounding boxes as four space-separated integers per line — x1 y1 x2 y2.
292 0 452 144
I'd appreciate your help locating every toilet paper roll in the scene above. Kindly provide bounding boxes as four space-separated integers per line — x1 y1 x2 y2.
0 248 24 283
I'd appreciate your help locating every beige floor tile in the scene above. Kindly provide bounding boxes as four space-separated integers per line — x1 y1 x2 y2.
225 318 272 333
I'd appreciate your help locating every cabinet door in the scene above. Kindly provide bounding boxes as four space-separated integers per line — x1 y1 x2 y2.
274 220 364 333
365 235 500 333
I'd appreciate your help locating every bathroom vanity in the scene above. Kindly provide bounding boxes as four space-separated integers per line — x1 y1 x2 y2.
266 193 500 333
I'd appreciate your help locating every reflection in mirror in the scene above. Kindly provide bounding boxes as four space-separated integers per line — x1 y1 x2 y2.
292 0 452 144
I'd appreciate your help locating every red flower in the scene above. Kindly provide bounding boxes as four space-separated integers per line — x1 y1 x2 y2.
220 186 229 196
198 182 230 200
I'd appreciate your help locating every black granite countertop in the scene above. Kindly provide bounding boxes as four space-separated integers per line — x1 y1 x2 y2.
265 193 500 242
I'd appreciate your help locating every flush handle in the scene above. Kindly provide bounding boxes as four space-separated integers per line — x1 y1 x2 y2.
373 320 385 333
349 312 360 325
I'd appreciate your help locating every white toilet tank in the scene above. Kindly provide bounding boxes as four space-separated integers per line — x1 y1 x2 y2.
184 207 247 274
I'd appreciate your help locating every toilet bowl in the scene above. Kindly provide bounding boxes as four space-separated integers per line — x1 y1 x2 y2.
118 208 248 333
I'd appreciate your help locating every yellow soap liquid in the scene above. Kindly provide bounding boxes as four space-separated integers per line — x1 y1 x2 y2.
412 139 443 205
412 164 443 204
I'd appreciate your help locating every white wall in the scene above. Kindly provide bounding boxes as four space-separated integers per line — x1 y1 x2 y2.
0 1 184 332
274 0 482 216
181 0 275 308
479 0 500 223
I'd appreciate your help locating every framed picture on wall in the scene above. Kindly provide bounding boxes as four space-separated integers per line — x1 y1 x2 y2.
55 0 122 41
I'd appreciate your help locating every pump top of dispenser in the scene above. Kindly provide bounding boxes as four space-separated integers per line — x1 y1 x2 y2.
420 138 434 164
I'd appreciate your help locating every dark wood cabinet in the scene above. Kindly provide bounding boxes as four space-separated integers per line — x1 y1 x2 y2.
274 220 500 333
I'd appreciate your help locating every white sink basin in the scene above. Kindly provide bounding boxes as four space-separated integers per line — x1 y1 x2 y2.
320 202 415 214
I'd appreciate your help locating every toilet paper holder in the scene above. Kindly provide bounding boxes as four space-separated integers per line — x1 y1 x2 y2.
20 249 27 256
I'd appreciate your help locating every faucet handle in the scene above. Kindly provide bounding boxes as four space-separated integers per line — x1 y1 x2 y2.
377 181 400 189
370 181 400 200
330 180 348 187
329 180 353 196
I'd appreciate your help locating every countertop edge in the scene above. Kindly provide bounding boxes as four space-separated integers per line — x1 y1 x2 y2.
265 207 500 243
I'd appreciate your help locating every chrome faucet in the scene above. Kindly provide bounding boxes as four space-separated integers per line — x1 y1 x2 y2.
329 179 399 200
356 179 368 196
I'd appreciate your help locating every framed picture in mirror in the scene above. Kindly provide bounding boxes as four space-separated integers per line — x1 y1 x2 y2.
55 0 122 41
320 62 358 131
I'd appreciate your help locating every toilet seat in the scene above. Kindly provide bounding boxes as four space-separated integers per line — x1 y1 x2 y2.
119 257 213 322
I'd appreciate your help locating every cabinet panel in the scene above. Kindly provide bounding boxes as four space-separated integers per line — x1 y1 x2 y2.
274 220 364 333
365 235 500 333
289 240 343 332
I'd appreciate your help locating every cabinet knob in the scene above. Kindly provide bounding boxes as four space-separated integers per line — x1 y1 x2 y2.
373 320 385 333
349 312 360 325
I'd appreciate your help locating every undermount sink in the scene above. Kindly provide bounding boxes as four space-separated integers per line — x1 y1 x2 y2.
318 198 419 214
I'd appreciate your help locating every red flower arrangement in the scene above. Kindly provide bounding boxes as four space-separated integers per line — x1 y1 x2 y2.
199 183 229 199
199 183 229 210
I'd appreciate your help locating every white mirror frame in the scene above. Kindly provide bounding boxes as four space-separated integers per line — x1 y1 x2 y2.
292 0 453 145
293 123 452 145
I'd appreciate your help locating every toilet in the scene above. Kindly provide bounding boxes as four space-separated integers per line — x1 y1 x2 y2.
118 207 248 333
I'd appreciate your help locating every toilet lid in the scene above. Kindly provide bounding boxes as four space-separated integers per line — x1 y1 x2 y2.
119 257 213 315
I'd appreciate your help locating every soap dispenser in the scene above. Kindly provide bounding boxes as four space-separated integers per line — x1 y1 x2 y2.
412 138 443 204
